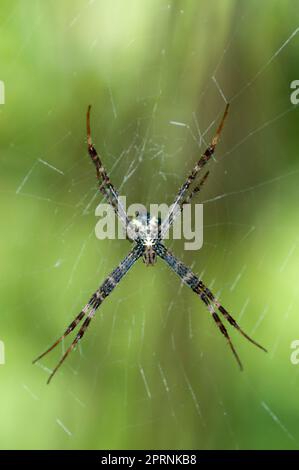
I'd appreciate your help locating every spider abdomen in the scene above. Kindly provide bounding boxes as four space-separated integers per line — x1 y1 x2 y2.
143 246 157 265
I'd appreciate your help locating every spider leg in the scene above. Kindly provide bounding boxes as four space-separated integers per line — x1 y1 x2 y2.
87 106 129 229
160 104 229 238
181 171 209 207
33 244 143 383
32 304 91 365
45 308 97 384
155 242 266 367
200 286 267 352
200 292 243 370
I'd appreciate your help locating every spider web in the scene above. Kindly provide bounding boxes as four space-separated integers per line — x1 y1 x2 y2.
3 0 299 450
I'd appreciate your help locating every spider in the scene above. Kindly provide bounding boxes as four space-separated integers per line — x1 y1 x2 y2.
33 104 267 383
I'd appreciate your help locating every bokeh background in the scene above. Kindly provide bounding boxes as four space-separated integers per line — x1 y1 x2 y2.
1 0 299 450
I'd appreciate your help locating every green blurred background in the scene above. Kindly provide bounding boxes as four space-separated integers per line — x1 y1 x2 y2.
1 0 299 450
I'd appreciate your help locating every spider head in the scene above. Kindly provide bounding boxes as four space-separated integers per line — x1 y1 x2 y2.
127 211 161 265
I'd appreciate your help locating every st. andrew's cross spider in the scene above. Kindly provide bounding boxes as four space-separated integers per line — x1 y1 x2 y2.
33 104 267 383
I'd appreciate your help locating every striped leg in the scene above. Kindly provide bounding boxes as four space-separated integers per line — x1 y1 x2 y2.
87 106 129 228
199 291 243 369
32 300 95 365
155 243 266 368
160 104 229 238
180 171 209 208
33 244 143 383
197 284 267 352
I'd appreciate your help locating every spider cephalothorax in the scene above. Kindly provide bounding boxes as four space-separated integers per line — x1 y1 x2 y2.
33 103 267 384
127 212 161 265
